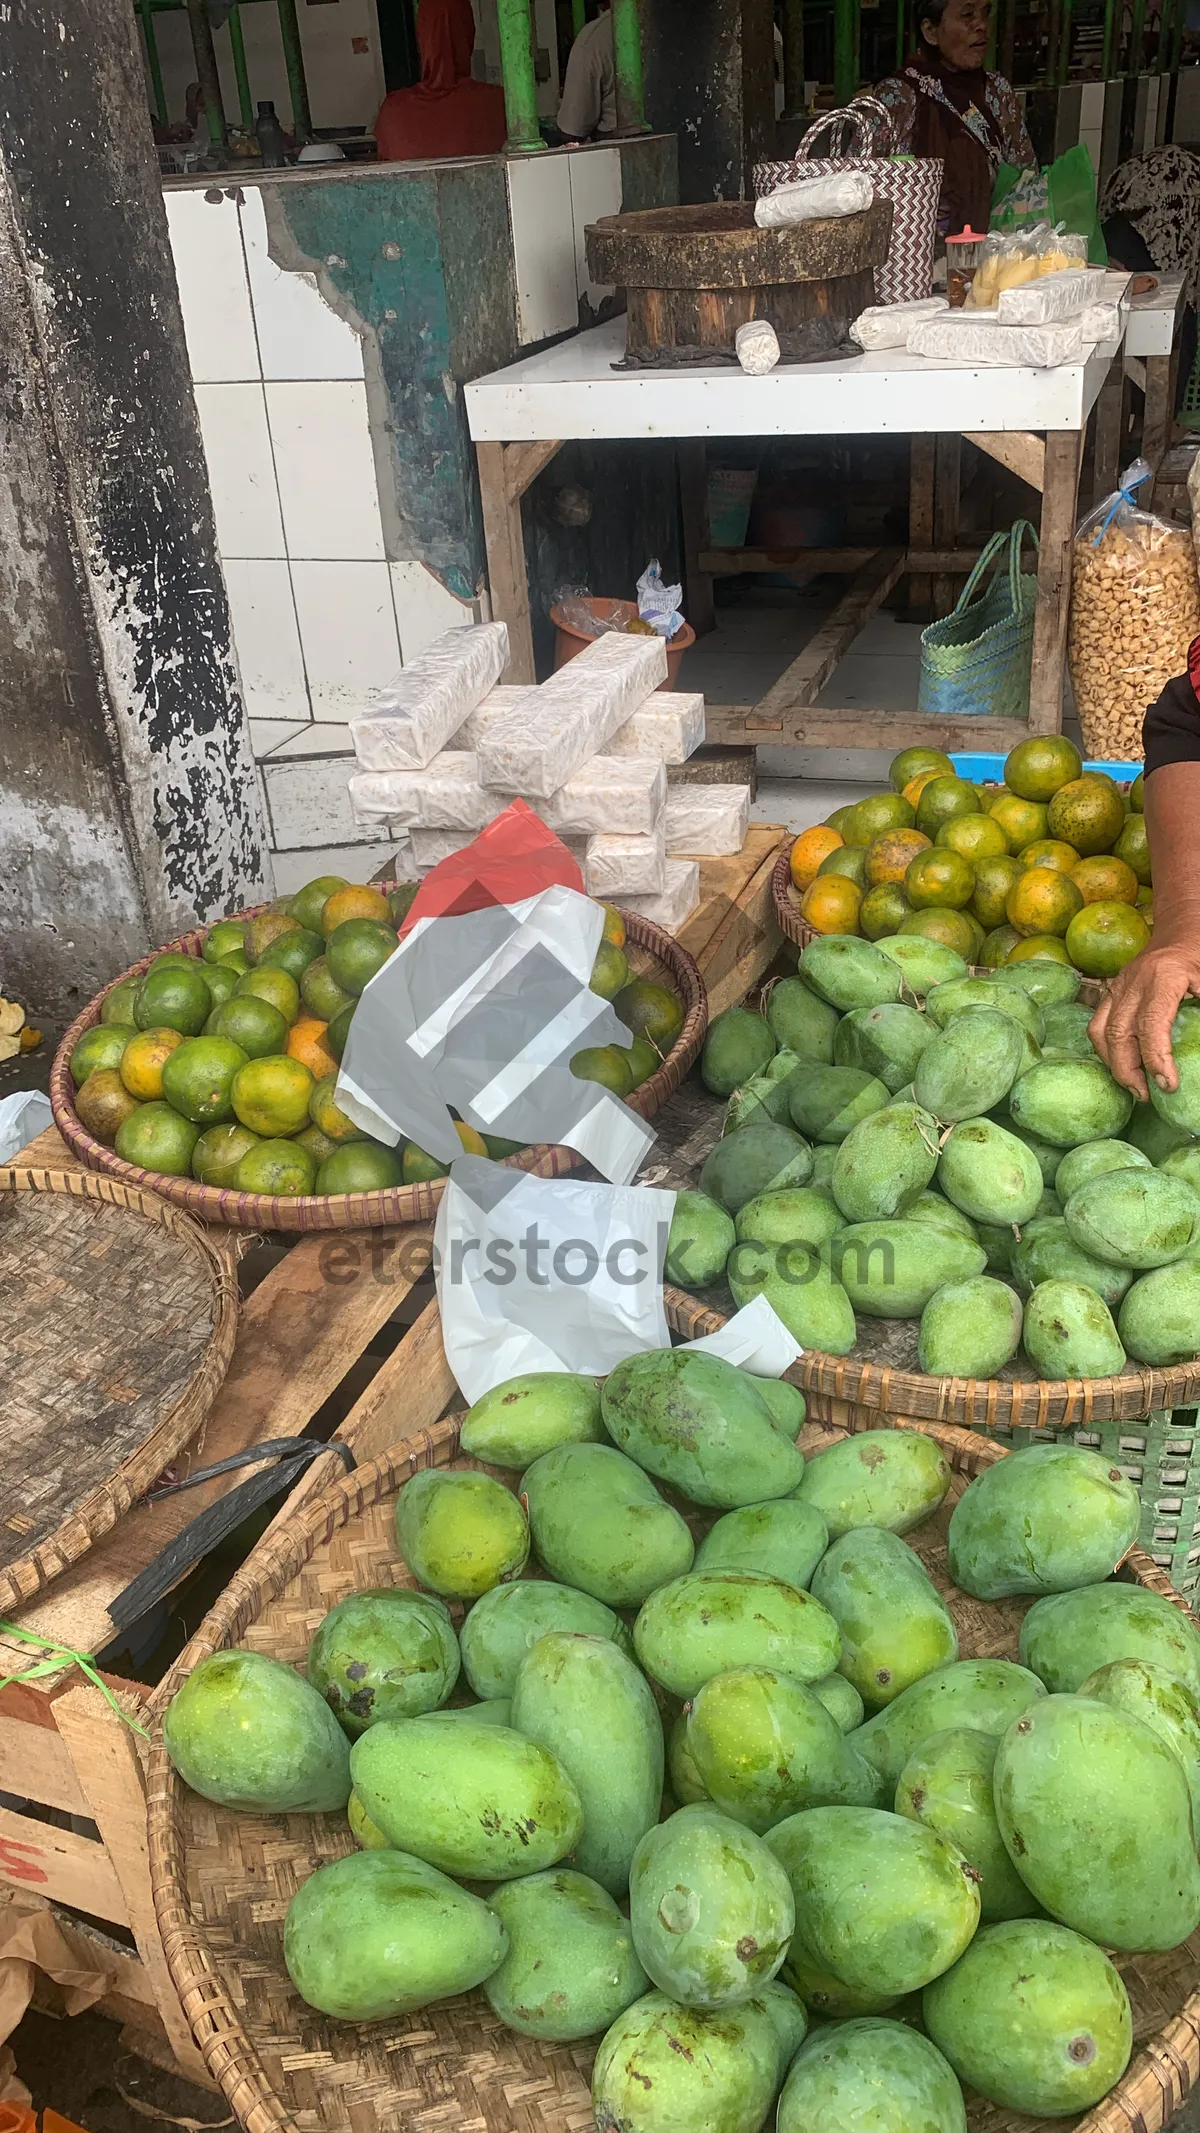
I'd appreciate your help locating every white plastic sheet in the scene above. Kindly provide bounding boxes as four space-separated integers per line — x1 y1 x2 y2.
349 623 509 771
996 264 1108 324
462 687 705 765
907 315 1084 367
350 754 666 838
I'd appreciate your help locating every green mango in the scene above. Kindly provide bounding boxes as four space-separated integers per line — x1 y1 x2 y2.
834 1003 934 1093
936 1117 1043 1225
1009 1058 1134 1148
895 1728 1036 1922
799 935 903 1012
307 1588 459 1736
924 1919 1131 2115
779 2017 968 2133
1022 1279 1126 1378
855 1659 1048 1788
458 1372 603 1468
699 1119 814 1214
831 1102 940 1223
510 1633 663 1896
282 1849 506 2020
701 1007 776 1097
1034 1186 1062 1217
591 1989 794 2133
347 1789 388 1849
1004 1120 1062 1185
1160 1141 1200 1195
831 1220 987 1316
728 1237 857 1355
1040 1000 1097 1056
485 1868 648 2041
874 935 969 995
350 1716 583 1879
1064 1166 1200 1269
395 1468 528 1600
1128 1097 1197 1162
918 1275 1023 1379
914 1009 1025 1124
1080 1657 1200 1827
669 1709 711 1804
162 1649 351 1813
521 1443 693 1608
725 1050 802 1132
903 1190 979 1242
810 1527 958 1710
1009 1217 1133 1309
993 1694 1200 1949
975 1219 1016 1273
780 1943 903 2016
459 1579 629 1700
629 1805 795 2006
927 977 1045 1042
735 1185 843 1252
634 1571 841 1699
766 975 840 1062
664 1189 736 1288
989 959 1081 1008
795 1427 950 1537
767 1805 980 1997
686 1667 882 1832
601 1349 805 1508
426 1698 511 1724
788 1066 891 1143
695 1499 828 1589
1019 1581 1200 1697
812 1672 865 1731
1119 1257 1200 1364
756 1376 807 1437
949 1442 1139 1601
1149 1000 1200 1132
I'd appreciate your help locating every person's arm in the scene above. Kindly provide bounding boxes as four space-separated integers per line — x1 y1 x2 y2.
1088 668 1200 1097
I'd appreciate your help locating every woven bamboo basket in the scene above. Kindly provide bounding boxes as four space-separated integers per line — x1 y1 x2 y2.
146 1396 1200 2133
0 1164 239 1611
50 911 706 1232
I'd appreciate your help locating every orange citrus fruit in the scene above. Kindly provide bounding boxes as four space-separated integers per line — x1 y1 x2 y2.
936 812 1008 864
898 907 980 959
915 776 980 838
971 855 1022 930
902 771 944 810
1003 735 1082 803
1020 839 1080 874
800 875 863 935
904 848 975 910
114 1100 200 1176
120 1026 184 1101
859 883 910 939
817 845 869 886
979 923 1022 968
235 966 300 1026
890 746 954 793
75 1069 141 1145
1065 900 1151 978
1006 934 1073 966
309 1073 366 1144
192 1122 261 1187
601 903 627 949
865 828 931 885
1113 814 1151 884
1045 776 1126 855
231 1055 315 1137
988 794 1049 852
316 1142 406 1194
320 885 393 937
235 1138 318 1196
289 875 349 935
161 1035 249 1124
244 910 303 964
790 825 844 890
286 1014 338 1080
1006 868 1084 939
1071 855 1139 906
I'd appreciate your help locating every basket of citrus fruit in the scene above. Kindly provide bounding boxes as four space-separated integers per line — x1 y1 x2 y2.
50 874 706 1231
775 738 1150 983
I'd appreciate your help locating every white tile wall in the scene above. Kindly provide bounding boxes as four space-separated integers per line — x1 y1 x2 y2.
166 189 259 385
390 561 474 662
194 383 286 559
290 561 401 719
271 841 397 893
262 754 372 850
250 718 308 756
506 154 578 345
239 187 365 382
266 379 386 562
568 147 623 312
268 722 357 759
223 559 309 722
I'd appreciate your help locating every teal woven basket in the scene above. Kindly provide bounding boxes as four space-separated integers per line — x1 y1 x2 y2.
917 520 1039 722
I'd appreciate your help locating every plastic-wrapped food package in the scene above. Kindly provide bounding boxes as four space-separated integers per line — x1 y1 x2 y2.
754 170 873 227
584 819 667 898
473 632 667 797
411 826 587 870
967 223 1087 309
850 296 948 350
604 692 706 762
996 265 1108 323
619 859 702 930
348 622 509 771
664 783 751 858
735 319 781 375
351 753 666 837
1078 301 1121 343
907 315 1084 366
539 756 666 835
1070 456 1200 761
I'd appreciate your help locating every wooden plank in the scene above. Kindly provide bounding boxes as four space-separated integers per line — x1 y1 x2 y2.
752 549 905 721
679 442 716 637
477 440 535 685
677 828 787 1019
700 546 990 578
0 1801 127 1922
704 705 1032 752
1093 354 1125 505
671 825 783 970
963 430 1045 492
909 433 936 615
933 434 962 619
0 1712 89 1815
504 438 561 504
1029 427 1083 737
1142 352 1173 483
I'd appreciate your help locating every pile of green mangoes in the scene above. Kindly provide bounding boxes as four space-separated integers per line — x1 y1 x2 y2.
162 1351 1200 2130
669 930 1200 1380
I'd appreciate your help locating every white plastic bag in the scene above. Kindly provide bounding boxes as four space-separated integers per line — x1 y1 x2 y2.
0 1091 51 1164
637 559 685 639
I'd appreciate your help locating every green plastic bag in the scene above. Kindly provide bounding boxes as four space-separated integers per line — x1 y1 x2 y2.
991 145 1105 264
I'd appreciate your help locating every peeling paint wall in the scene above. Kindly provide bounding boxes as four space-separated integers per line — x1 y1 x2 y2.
642 0 775 201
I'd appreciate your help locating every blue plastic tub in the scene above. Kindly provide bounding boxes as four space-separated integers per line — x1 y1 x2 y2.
950 751 1140 786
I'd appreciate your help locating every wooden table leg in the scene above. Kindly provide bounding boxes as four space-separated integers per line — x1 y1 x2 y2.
1142 352 1174 495
933 435 962 619
1093 356 1125 505
679 442 715 639
476 439 561 685
1029 428 1084 736
908 434 936 618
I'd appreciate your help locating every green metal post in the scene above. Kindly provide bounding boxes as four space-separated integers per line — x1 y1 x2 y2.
275 0 313 140
783 0 806 110
228 6 255 130
612 0 646 130
834 0 859 104
185 0 228 151
1057 0 1072 79
497 0 544 147
138 0 167 127
1128 0 1145 73
1101 0 1117 76
571 0 586 32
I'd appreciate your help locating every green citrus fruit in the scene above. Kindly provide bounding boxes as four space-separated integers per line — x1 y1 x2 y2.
257 927 324 982
1046 776 1127 856
601 904 627 949
71 1023 135 1085
825 805 858 836
590 943 630 999
1065 900 1151 978
388 883 419 929
970 855 1022 930
134 963 212 1036
859 882 910 939
231 1055 315 1137
245 910 303 964
289 876 349 936
1003 734 1083 802
979 923 1022 968
100 976 141 1026
904 847 975 910
315 1142 405 1194
309 1073 366 1143
1071 855 1139 906
203 920 249 965
988 793 1049 853
914 776 980 838
890 746 954 794
844 792 916 845
1113 814 1151 884
1006 935 1073 966
622 1035 659 1088
817 845 869 885
192 1122 261 1187
296 1123 340 1167
1129 771 1144 811
219 949 251 976
235 1138 318 1197
936 812 1008 863
300 955 354 1023
482 1134 527 1159
200 963 239 1011
162 1035 250 1124
402 1142 449 1184
234 966 300 1026
898 907 980 959
326 1003 355 1061
325 918 399 998
146 951 198 975
114 1100 200 1176
569 1045 634 1095
75 1070 141 1145
1006 868 1084 939
1019 839 1079 874
210 995 289 1060
614 980 684 1052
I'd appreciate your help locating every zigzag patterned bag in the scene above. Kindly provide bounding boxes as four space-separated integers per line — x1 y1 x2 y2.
756 96 942 306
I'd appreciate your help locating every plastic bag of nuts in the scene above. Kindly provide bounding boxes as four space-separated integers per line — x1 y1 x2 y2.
1068 456 1200 761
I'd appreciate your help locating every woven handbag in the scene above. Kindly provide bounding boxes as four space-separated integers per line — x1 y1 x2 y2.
917 519 1039 721
755 96 942 305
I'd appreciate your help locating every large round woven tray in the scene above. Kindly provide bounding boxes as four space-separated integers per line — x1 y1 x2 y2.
50 911 706 1232
0 1165 238 1612
146 1398 1200 2133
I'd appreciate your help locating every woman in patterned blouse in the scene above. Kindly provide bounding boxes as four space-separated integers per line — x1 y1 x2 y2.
874 0 1037 238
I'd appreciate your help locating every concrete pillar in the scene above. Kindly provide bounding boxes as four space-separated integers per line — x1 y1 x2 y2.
0 0 270 1025
641 0 774 200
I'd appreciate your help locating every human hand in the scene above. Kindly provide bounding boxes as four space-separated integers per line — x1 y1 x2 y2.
1088 930 1200 1100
